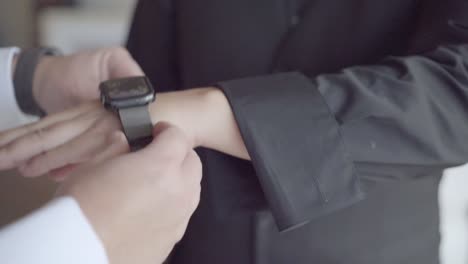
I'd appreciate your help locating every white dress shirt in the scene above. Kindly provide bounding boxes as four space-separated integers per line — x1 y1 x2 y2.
0 48 33 130
0 47 109 264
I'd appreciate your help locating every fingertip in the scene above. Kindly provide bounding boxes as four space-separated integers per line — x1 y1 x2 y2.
147 123 191 158
49 164 77 182
152 122 172 137
152 122 188 144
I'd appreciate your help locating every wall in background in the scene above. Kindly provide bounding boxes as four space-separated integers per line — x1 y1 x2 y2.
0 0 35 47
38 0 136 54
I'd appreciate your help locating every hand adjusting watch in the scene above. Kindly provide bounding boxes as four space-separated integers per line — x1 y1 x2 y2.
100 76 156 152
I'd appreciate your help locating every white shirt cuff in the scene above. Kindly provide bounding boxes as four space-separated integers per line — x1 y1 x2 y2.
0 47 37 131
0 197 109 264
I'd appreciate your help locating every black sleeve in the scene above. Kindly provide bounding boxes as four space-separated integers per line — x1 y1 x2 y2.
126 0 179 92
218 0 468 231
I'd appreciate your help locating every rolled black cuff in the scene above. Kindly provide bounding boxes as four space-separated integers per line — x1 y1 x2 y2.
218 72 364 231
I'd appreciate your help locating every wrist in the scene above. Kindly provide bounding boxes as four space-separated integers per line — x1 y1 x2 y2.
197 87 230 148
148 88 214 148
197 87 249 159
148 87 248 159
187 87 223 148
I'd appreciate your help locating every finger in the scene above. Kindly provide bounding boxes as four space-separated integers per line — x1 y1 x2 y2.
107 47 144 78
0 112 99 170
136 122 192 164
49 164 78 182
92 131 130 163
180 150 203 213
48 132 129 181
18 126 110 177
0 102 98 147
181 150 203 185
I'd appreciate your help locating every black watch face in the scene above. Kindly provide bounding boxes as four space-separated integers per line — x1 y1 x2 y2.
100 77 155 109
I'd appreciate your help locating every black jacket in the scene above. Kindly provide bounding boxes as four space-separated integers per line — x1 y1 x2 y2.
127 0 468 263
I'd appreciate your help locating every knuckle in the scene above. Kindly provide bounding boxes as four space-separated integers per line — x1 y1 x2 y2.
190 151 202 170
184 151 203 177
180 182 201 212
189 185 201 212
30 126 54 147
174 227 186 243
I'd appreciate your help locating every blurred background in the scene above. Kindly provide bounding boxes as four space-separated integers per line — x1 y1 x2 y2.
0 1 468 264
0 0 136 53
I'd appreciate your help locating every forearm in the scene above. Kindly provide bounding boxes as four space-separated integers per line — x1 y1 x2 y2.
149 87 250 160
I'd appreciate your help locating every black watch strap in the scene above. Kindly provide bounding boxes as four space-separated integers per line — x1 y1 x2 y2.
13 48 61 117
118 106 154 151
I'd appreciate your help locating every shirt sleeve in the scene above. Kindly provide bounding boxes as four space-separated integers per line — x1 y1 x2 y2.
0 197 109 264
0 47 37 131
218 1 468 231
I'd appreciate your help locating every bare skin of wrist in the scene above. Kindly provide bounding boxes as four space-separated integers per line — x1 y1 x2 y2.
149 87 250 160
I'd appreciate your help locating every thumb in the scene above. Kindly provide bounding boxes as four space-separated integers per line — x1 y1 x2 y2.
136 122 192 163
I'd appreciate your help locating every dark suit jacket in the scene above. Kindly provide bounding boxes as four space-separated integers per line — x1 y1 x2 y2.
127 0 468 263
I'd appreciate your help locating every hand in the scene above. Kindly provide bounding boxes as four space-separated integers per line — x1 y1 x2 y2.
33 47 143 114
0 88 248 178
57 123 202 264
0 101 121 178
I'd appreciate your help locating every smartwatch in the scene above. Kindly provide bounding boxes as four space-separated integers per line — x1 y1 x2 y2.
100 76 156 151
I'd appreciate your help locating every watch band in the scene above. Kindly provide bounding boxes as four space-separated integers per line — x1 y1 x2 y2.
118 106 154 151
13 48 61 117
